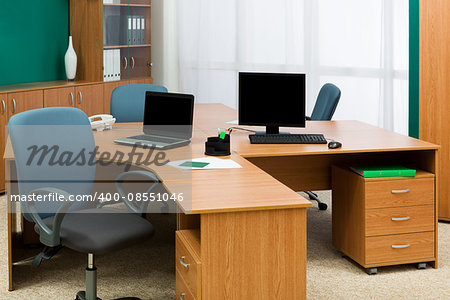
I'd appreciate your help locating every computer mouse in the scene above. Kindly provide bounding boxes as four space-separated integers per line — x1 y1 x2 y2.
328 141 342 149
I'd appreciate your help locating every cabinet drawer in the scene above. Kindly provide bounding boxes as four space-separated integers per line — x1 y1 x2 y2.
365 205 434 236
175 231 201 298
365 232 434 265
365 178 434 209
176 269 196 300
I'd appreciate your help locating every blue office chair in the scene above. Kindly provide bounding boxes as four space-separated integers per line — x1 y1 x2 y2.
306 83 341 121
305 83 341 210
111 84 168 122
8 107 157 300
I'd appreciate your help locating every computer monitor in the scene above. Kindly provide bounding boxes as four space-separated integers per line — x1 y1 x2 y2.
238 72 306 134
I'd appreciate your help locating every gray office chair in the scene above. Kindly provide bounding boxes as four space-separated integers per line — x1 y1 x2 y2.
8 107 157 300
305 83 341 210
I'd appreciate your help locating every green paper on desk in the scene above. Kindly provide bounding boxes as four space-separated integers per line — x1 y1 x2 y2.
179 161 210 168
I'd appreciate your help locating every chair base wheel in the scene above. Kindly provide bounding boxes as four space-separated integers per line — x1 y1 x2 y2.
318 203 328 210
75 291 101 300
75 291 140 300
366 268 377 275
304 191 328 210
417 263 427 270
307 192 318 200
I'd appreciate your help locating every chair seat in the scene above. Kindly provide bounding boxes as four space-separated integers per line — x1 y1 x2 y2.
36 209 154 255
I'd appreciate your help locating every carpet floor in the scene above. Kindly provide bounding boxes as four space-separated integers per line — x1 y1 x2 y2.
1 192 449 299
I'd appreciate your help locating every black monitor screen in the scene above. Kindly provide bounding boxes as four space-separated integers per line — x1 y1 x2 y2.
239 72 306 128
144 91 194 139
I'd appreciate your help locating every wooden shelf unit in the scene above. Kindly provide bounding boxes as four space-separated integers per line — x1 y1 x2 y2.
67 0 153 82
419 0 450 221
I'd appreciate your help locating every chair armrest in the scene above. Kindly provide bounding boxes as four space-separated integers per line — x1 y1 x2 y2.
113 170 161 215
25 187 74 247
305 116 312 121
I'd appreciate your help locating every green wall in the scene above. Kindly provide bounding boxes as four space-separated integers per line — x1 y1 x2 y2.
409 0 420 138
0 1 69 85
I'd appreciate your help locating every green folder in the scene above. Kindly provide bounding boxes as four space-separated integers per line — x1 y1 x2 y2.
179 161 210 168
350 165 416 178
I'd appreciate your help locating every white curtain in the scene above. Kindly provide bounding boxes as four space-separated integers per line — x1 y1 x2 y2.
176 0 409 134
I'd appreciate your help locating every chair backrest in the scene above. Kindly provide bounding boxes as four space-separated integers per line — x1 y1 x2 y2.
310 83 341 121
110 84 168 122
8 107 96 220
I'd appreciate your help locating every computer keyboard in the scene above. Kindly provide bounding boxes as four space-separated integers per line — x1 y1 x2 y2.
128 135 178 144
249 134 327 144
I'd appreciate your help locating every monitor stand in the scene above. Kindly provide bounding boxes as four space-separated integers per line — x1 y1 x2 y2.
255 126 290 135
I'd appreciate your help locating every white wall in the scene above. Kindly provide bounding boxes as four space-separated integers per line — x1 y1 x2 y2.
152 0 179 92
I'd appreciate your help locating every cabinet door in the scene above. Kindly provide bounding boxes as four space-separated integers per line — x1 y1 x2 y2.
103 1 152 81
7 90 44 117
103 80 129 114
127 1 152 79
75 84 104 116
0 94 7 192
128 47 152 79
44 87 75 107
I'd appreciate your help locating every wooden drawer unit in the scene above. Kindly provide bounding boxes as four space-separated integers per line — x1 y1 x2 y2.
366 232 435 265
175 230 201 299
365 205 434 236
176 269 196 300
332 165 437 273
365 178 434 209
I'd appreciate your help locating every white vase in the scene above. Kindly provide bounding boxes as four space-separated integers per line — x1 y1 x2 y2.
65 36 77 80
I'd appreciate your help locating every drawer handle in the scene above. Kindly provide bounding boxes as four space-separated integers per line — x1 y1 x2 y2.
180 292 185 300
70 92 74 105
78 91 82 104
392 244 411 249
1 100 5 115
12 98 16 114
392 217 411 221
391 189 411 194
179 256 189 269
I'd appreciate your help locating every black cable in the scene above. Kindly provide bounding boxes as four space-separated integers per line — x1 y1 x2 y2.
227 127 257 133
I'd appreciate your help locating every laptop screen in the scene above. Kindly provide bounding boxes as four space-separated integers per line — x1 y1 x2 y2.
143 91 194 139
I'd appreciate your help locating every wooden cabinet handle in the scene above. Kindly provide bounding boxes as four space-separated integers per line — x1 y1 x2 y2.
78 91 82 104
391 217 411 221
179 256 189 269
1 100 5 115
131 56 135 69
392 244 411 249
12 98 16 114
391 189 410 194
70 92 74 106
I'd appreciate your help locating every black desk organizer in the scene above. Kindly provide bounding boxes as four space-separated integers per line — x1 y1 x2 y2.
205 134 231 156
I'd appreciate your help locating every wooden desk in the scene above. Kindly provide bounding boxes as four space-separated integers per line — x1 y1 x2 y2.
5 104 440 299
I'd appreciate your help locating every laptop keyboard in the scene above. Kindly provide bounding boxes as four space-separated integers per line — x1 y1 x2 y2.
128 135 179 144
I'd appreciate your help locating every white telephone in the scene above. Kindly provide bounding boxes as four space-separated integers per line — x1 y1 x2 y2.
89 114 116 131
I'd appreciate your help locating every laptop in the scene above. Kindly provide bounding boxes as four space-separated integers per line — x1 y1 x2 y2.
114 91 194 149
